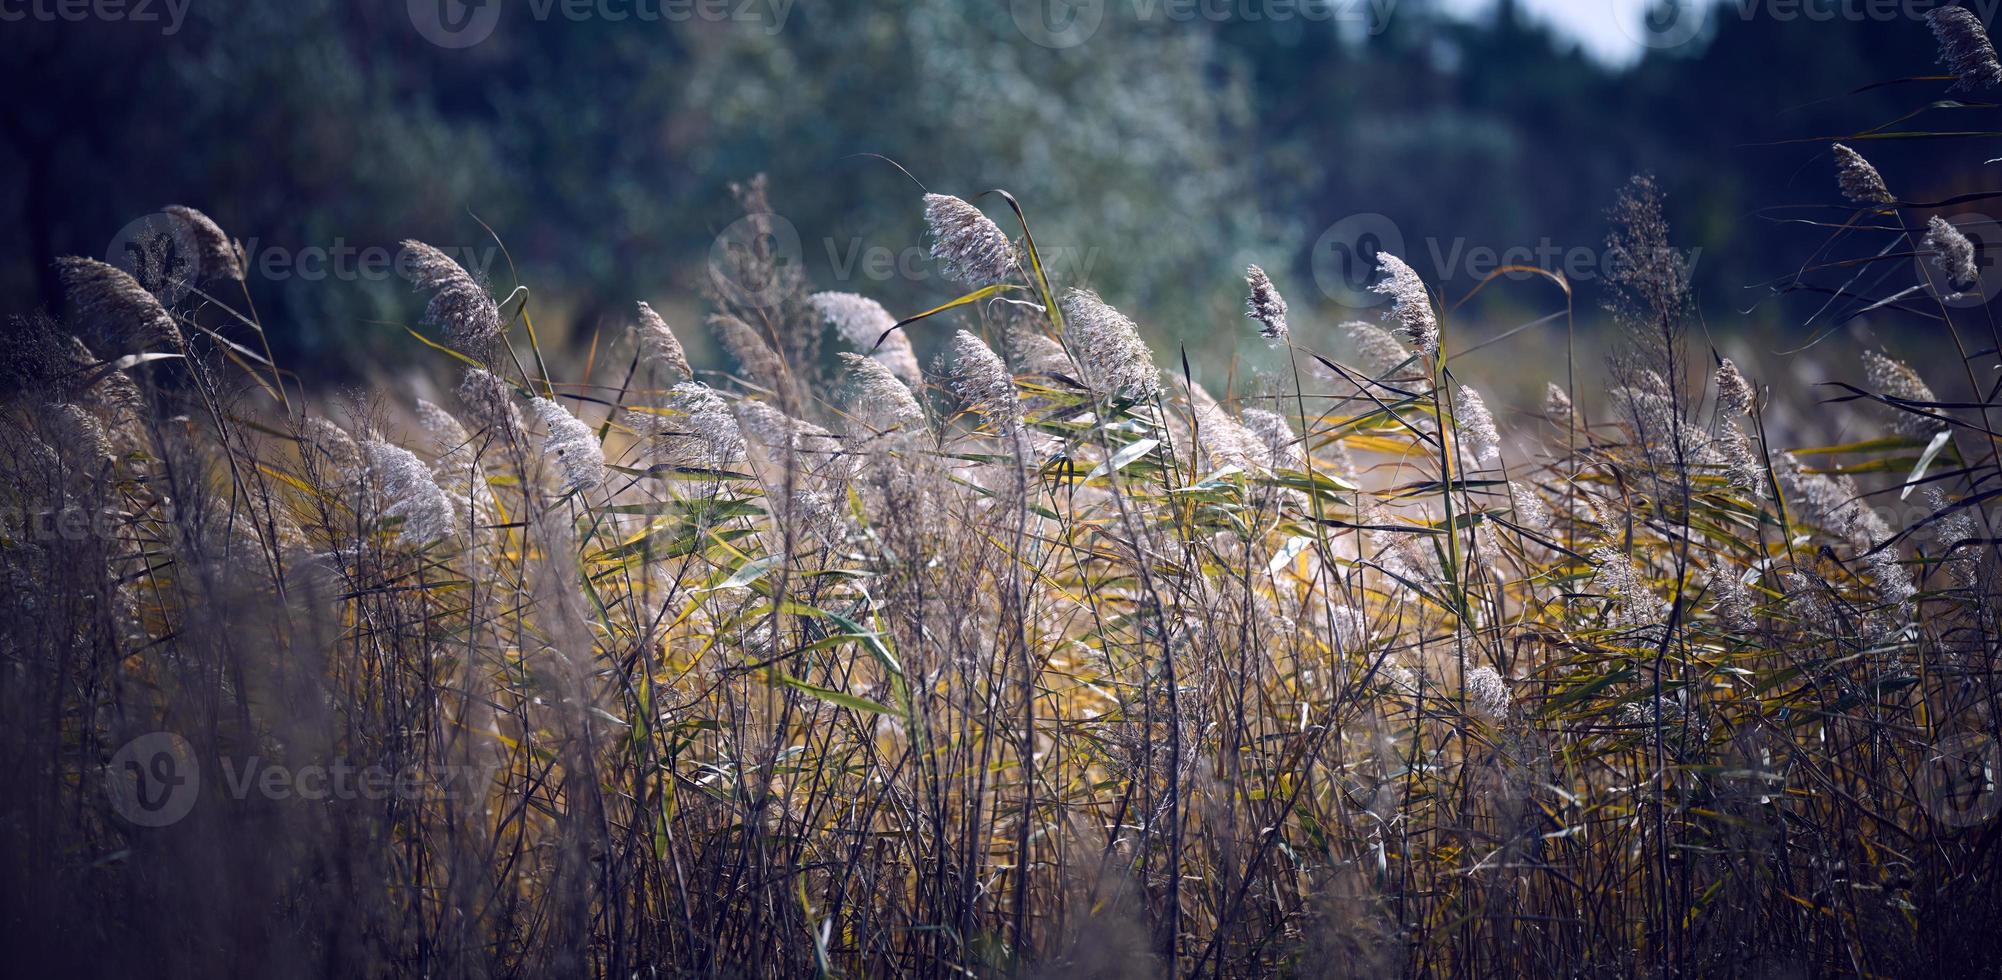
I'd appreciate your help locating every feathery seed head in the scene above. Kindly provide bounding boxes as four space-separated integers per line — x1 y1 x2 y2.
947 330 1020 431
1783 572 1836 625
163 206 243 283
810 291 923 388
1239 407 1304 471
363 439 457 547
633 301 693 383
1928 6 2002 90
809 291 894 348
1924 487 1977 551
1339 321 1416 384
1924 216 1980 298
785 488 848 550
401 241 503 363
1 321 96 401
1864 547 1917 607
457 368 523 441
1368 505 1445 584
1600 177 1696 342
709 314 790 394
530 397 606 494
1923 488 1981 588
1371 253 1439 357
46 402 114 469
736 399 814 453
1611 370 1718 475
1508 481 1553 535
923 193 1017 288
627 384 747 470
1708 566 1757 631
645 383 748 469
1185 386 1264 471
1455 385 1502 468
1718 420 1766 499
1591 548 1666 628
1775 453 1879 544
736 399 850 482
302 417 361 480
58 257 182 352
1860 350 1944 437
1715 358 1755 416
1464 666 1513 724
840 352 925 431
1244 264 1289 342
416 400 496 531
1617 696 1688 732
415 398 471 451
1831 144 1894 206
1006 325 1073 378
1543 384 1575 425
1060 289 1161 401
731 398 792 453
1328 605 1367 654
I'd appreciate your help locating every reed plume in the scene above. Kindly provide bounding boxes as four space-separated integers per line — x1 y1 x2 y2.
1923 215 1980 297
1927 5 2002 90
401 241 503 364
633 301 693 383
923 193 1018 288
1832 143 1894 205
1371 253 1439 357
57 256 182 352
1243 263 1289 342
530 396 606 494
1060 288 1161 401
809 291 923 388
164 205 244 283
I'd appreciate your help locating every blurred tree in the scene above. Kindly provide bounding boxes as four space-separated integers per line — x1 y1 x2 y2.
0 0 1984 375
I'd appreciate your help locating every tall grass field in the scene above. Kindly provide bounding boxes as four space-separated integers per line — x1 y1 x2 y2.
5 17 2002 978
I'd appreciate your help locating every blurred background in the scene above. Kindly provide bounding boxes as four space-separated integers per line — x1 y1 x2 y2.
1 0 1990 388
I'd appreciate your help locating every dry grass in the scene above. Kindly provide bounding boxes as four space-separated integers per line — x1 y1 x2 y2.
3 122 2001 980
